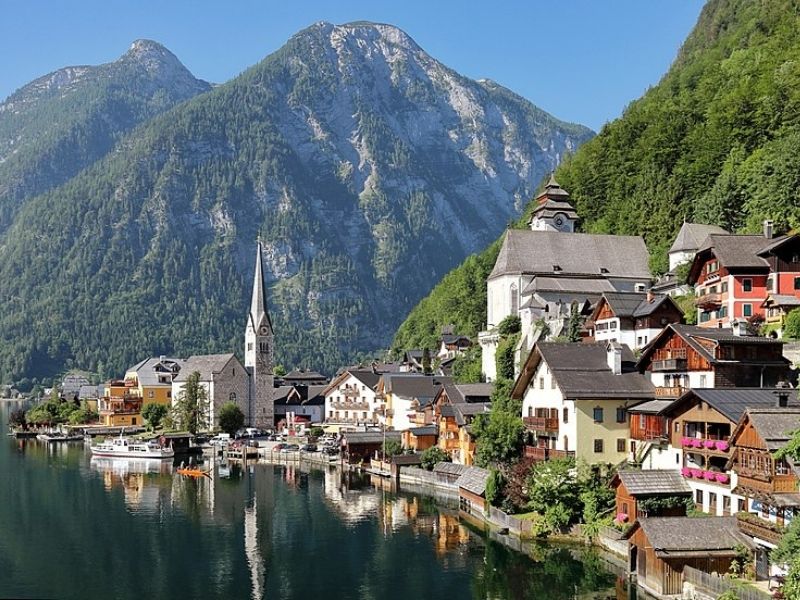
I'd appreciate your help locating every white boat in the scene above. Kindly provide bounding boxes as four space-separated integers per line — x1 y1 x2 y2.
90 436 174 459
36 431 84 443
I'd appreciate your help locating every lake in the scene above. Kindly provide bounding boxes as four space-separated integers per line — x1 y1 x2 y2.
0 401 634 599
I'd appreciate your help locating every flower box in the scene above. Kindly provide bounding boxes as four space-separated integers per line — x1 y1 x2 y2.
615 512 629 523
715 473 729 484
681 467 692 478
691 468 704 478
691 439 704 448
715 440 729 452
681 437 693 447
703 439 716 449
704 471 717 481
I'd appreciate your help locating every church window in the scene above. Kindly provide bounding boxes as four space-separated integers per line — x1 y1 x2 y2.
259 342 269 354
247 343 253 351
510 284 519 314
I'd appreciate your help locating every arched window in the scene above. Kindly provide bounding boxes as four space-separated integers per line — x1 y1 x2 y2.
510 283 519 314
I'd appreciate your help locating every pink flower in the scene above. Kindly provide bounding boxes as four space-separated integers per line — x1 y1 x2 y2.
615 512 629 523
691 469 704 478
715 473 729 484
692 439 704 448
716 440 729 452
704 471 716 481
681 467 692 478
704 440 716 449
682 437 692 447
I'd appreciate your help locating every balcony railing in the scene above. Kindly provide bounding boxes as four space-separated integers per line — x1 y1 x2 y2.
652 358 688 372
524 446 575 462
330 402 370 411
696 293 722 309
737 513 784 546
655 386 686 398
523 417 559 432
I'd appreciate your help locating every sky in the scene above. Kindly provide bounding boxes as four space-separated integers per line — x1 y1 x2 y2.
0 1 706 131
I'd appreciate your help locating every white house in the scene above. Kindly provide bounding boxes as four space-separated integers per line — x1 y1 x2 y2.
323 369 383 429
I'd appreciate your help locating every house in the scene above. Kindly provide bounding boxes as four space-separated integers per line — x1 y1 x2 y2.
479 179 651 381
687 225 800 329
727 403 800 546
341 431 401 464
61 374 91 400
761 294 800 338
456 466 490 518
437 328 472 360
432 462 469 486
171 353 249 428
379 374 450 431
585 291 683 350
98 385 143 427
636 324 790 397
124 356 184 407
512 342 654 466
401 426 438 452
431 381 492 465
625 516 754 598
273 384 326 426
668 222 731 272
281 369 328 386
323 369 383 429
612 470 691 521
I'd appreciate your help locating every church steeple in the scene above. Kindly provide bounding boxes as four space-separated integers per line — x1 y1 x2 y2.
528 174 579 232
249 240 273 333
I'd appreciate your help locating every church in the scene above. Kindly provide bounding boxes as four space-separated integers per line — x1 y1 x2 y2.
172 241 274 429
478 177 651 381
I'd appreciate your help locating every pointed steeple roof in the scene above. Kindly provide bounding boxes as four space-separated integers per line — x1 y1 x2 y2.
250 241 273 332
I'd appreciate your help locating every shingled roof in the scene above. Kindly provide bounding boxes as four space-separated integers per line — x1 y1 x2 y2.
696 234 770 270
173 354 237 382
456 466 490 496
669 222 729 254
489 230 650 280
746 408 800 451
664 388 800 425
627 517 753 557
615 470 691 496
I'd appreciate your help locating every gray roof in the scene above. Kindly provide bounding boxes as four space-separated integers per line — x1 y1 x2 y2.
489 230 650 280
62 374 91 396
669 388 800 425
627 399 676 415
173 354 237 382
382 374 450 406
457 383 494 401
456 466 490 496
408 426 438 436
78 385 101 400
763 295 800 308
521 276 616 296
433 463 468 476
284 384 327 406
346 370 382 389
746 409 800 450
616 470 691 496
593 292 680 321
342 431 401 445
669 222 729 254
697 234 770 270
630 517 752 556
283 369 327 381
523 342 654 400
126 356 185 387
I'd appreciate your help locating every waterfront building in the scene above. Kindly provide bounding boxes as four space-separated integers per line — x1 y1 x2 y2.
401 426 438 452
378 373 451 431
341 430 402 464
478 179 651 381
512 341 654 466
123 356 184 406
172 354 249 429
98 382 143 427
635 324 789 396
433 382 492 465
323 369 383 429
244 241 275 428
612 470 691 521
273 384 326 425
456 466 490 518
585 291 683 350
61 373 91 400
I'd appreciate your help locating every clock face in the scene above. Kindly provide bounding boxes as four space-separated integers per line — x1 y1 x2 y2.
259 326 269 335
554 216 564 227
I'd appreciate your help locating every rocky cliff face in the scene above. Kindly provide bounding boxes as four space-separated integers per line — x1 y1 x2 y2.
0 22 592 382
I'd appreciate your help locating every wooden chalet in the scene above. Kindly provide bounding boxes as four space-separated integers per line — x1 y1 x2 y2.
625 516 754 598
341 431 401 465
636 324 789 397
456 466 490 518
612 470 691 521
401 426 438 452
585 291 683 350
433 382 492 465
728 403 800 545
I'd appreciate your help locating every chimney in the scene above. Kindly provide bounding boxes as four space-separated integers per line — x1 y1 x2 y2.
647 289 655 303
774 381 791 408
159 355 166 363
764 219 774 239
606 342 622 375
732 319 749 337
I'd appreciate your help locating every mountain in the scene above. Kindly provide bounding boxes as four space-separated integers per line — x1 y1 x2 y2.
0 22 592 385
0 40 212 232
393 0 800 352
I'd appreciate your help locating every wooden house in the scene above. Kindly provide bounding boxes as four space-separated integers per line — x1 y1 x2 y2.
401 426 438 452
456 466 490 518
433 382 492 465
586 291 683 350
612 470 691 521
341 431 401 465
636 324 789 396
761 294 800 338
625 516 754 598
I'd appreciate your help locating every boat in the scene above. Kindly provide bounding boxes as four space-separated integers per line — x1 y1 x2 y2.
176 466 211 478
90 436 174 459
36 431 84 443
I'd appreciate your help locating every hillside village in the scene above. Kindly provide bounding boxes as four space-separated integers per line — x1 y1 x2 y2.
17 176 800 599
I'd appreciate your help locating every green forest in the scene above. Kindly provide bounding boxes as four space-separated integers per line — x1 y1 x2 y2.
394 0 800 351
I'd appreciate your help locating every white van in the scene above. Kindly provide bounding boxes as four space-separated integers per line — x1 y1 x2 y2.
210 433 231 446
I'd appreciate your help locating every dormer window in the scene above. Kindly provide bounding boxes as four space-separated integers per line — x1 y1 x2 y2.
599 267 609 274
553 265 562 272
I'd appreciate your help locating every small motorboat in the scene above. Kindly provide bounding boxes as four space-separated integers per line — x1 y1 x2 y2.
36 431 84 443
177 466 211 478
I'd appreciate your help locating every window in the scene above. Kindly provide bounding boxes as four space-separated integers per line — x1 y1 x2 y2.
639 414 646 428
563 407 569 423
718 306 727 318
229 392 236 402
695 489 703 505
737 498 746 513
616 407 626 423
510 283 519 314
795 276 800 290
743 303 752 317
247 343 253 351
593 407 604 423
700 311 711 323
551 377 556 389
527 406 533 417
232 368 235 376
709 492 718 512
699 375 707 387
721 281 728 293
563 435 569 451
539 377 545 390
723 495 731 515
259 342 269 354
148 390 154 399
617 438 626 453
593 439 604 453
766 277 774 292
742 279 752 292
637 336 643 347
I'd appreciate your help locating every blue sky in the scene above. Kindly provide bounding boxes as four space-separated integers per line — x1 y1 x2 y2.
0 1 705 131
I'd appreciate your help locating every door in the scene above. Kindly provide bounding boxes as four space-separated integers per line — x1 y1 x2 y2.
629 546 638 575
755 547 770 580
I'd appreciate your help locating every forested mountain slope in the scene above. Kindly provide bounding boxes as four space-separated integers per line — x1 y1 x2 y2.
0 22 592 384
394 0 800 352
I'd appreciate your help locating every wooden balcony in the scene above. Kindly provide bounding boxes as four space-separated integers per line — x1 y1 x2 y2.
524 446 575 462
696 293 722 309
523 416 559 432
330 401 370 411
652 358 688 372
736 473 799 494
655 386 686 398
736 513 784 546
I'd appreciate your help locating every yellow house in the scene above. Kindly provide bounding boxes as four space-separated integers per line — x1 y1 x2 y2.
512 341 655 466
124 356 185 406
99 381 143 427
434 383 492 465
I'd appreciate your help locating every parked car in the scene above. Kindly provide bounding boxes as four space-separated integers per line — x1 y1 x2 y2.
280 444 300 453
300 444 317 453
272 443 287 452
209 433 231 446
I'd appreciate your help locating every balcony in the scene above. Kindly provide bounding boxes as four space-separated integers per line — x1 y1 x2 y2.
696 293 722 309
681 437 731 454
330 402 370 411
523 416 559 432
736 513 785 546
655 386 686 398
652 358 688 372
524 446 575 462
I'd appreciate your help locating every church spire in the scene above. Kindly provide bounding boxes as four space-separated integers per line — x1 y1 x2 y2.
250 240 273 332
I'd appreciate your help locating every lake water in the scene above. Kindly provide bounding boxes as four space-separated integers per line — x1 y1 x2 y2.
1 401 633 599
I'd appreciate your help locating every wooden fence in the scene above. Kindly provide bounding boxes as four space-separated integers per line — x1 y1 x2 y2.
683 566 771 600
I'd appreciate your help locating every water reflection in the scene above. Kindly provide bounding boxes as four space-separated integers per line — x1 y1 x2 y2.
90 456 173 512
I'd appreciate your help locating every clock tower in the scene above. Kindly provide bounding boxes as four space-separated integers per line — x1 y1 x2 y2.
528 175 579 233
245 240 275 428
